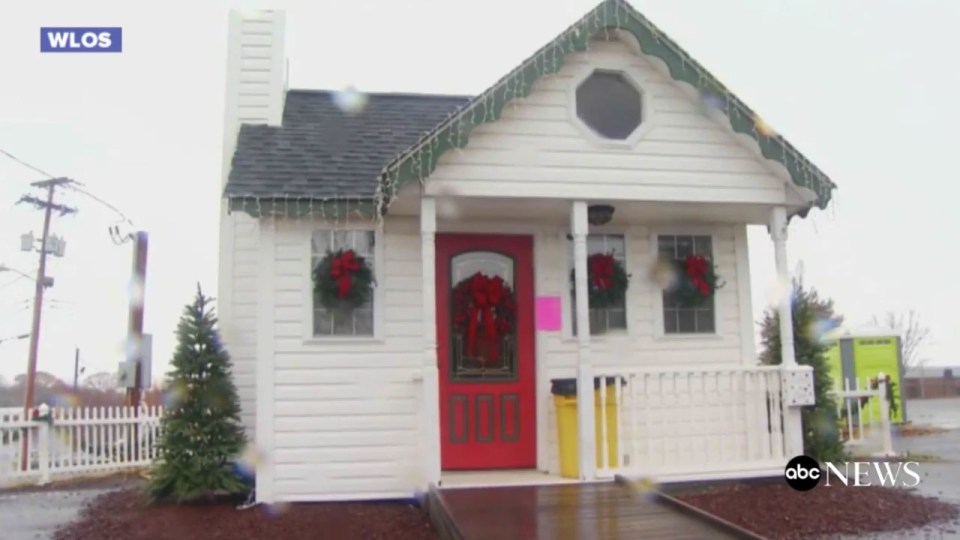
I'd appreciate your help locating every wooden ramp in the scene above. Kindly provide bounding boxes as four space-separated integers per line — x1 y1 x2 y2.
428 482 763 540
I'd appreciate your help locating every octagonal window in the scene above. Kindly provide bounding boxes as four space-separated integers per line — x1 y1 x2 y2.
575 70 643 140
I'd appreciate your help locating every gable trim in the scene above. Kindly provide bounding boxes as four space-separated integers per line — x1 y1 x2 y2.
377 0 835 218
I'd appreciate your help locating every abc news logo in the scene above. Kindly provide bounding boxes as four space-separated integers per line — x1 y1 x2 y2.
784 455 921 491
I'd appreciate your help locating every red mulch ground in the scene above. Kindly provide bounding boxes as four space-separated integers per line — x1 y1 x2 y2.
678 482 960 539
47 477 960 540
54 487 438 540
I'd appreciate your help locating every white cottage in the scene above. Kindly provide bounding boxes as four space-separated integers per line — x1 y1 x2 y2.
218 0 830 503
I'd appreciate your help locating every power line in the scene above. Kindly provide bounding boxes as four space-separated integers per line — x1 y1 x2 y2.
63 183 135 227
0 148 55 179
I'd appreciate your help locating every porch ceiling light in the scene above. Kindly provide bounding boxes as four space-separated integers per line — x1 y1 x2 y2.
587 204 615 226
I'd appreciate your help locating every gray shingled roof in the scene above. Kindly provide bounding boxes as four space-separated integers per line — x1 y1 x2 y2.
225 90 471 200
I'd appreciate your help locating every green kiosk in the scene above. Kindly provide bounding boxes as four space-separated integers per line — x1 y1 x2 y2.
824 325 907 424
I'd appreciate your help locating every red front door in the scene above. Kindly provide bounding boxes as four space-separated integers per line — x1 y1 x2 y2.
437 234 536 470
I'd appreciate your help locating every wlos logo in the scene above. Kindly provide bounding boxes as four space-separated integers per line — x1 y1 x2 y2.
40 27 122 53
784 455 921 492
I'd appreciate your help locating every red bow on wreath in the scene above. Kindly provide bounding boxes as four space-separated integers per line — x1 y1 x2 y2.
466 274 508 359
589 254 615 290
330 250 361 299
684 255 711 296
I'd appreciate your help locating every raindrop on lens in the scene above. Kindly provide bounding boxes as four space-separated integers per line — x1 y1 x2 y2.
332 86 368 115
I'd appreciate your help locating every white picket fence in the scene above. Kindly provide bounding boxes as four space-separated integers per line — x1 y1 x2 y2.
833 377 895 456
592 365 788 480
0 404 164 486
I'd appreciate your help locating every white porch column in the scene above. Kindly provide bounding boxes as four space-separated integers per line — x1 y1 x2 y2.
770 206 805 458
420 197 441 488
571 201 596 480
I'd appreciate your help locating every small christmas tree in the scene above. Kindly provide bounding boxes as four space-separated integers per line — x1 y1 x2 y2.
147 286 248 502
759 276 848 463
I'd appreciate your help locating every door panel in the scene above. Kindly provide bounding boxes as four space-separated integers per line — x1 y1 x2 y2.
437 234 536 470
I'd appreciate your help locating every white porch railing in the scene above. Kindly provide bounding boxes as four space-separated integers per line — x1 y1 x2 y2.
833 377 895 456
593 366 788 480
0 404 164 486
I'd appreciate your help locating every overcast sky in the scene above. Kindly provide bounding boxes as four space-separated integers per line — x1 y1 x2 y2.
0 0 957 386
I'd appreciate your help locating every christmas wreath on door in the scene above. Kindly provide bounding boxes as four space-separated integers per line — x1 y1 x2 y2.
451 272 516 363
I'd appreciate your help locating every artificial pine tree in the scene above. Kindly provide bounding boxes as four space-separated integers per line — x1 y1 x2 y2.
759 276 848 463
147 286 248 503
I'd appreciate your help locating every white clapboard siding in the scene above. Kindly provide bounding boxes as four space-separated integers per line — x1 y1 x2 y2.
426 38 788 205
268 217 423 501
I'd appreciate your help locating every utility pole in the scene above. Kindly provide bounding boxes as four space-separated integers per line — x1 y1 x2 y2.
16 177 75 470
125 231 149 408
123 232 148 462
73 348 81 390
18 178 75 408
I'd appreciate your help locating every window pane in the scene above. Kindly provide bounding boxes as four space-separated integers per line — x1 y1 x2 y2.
333 311 354 335
570 234 627 335
606 309 626 330
353 309 374 335
312 229 376 337
605 236 626 258
311 231 330 260
676 309 697 333
694 236 713 256
575 71 643 140
696 308 715 333
658 235 675 258
332 230 350 249
313 308 333 336
664 309 679 334
659 234 716 335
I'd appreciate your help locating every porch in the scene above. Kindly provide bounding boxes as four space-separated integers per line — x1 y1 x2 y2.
411 196 814 487
426 481 762 540
437 365 791 487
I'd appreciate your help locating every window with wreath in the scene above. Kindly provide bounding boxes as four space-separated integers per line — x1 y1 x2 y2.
657 234 723 335
311 230 376 337
568 234 628 335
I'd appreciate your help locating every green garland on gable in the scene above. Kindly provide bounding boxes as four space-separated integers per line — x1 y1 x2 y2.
377 0 835 217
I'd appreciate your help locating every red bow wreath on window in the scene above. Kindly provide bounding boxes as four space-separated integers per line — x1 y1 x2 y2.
665 254 724 307
313 249 375 310
569 253 630 310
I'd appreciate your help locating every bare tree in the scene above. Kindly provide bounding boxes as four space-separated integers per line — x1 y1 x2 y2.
14 371 64 389
871 310 930 368
82 372 120 393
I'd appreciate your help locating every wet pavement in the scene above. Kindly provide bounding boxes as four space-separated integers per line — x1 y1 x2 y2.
906 399 960 432
841 398 960 539
0 488 108 540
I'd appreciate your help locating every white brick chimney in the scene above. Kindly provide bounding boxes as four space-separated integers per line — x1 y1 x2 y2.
221 9 287 181
217 10 287 443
